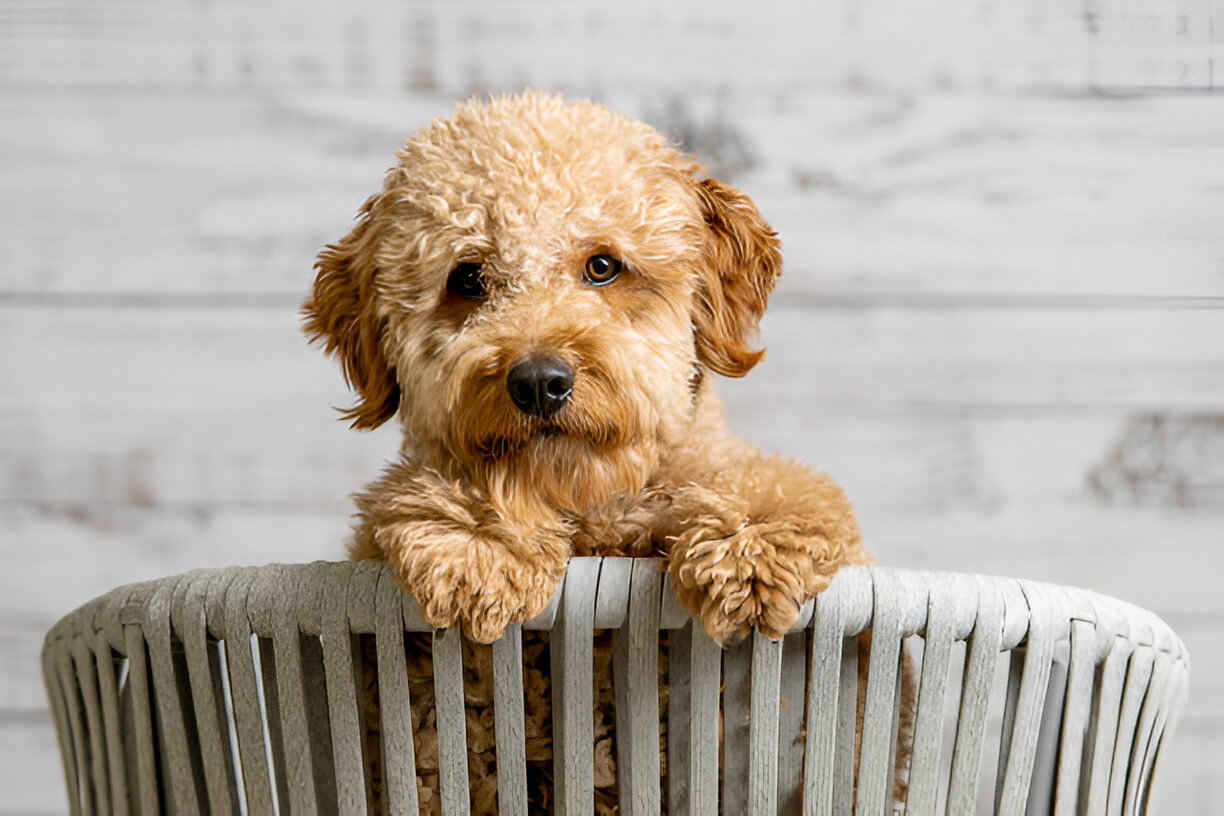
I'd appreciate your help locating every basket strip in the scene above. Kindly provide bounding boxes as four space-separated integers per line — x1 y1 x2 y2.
1027 641 1070 814
265 567 322 816
666 617 690 814
122 624 160 816
70 639 111 815
996 581 1061 816
320 564 370 813
775 631 806 816
174 574 238 815
220 570 276 813
552 557 600 815
1106 646 1156 815
433 625 470 815
90 627 130 816
1123 651 1172 816
670 617 720 815
1054 619 1098 816
1135 661 1184 815
905 573 969 814
57 641 92 812
802 567 857 816
613 559 662 816
748 631 784 815
855 569 906 814
375 567 420 815
492 624 527 816
146 576 206 813
1082 634 1135 814
946 576 1005 813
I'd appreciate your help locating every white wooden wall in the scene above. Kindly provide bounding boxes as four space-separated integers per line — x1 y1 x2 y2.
2 1 1222 812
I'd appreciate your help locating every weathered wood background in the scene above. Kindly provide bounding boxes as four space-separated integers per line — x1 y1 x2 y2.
2 0 1222 811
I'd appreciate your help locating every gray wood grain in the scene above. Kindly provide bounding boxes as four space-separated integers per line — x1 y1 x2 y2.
0 3 1215 95
5 90 1222 298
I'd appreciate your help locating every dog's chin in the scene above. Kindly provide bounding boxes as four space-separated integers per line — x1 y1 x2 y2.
464 423 654 518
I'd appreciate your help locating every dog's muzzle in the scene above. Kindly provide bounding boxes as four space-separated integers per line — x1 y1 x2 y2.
506 355 573 419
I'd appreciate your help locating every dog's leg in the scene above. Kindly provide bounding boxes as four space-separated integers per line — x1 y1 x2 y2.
661 450 867 644
350 460 571 643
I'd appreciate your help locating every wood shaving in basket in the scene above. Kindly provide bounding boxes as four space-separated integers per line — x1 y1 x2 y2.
358 630 673 815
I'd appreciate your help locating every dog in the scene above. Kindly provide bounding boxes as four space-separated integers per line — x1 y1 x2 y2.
303 91 869 646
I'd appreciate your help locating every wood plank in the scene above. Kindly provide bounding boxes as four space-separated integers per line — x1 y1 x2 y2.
729 307 1224 414
4 305 1222 510
1 90 1222 298
0 1 1214 91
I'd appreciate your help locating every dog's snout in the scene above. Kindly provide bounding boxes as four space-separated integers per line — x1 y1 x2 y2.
507 356 573 418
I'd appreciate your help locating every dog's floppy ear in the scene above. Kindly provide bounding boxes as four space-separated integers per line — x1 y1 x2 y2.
302 195 400 429
690 178 782 377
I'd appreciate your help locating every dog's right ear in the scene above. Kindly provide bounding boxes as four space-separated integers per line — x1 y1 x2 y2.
302 195 400 429
690 178 782 378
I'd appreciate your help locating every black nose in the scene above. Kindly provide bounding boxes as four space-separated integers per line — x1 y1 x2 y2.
506 355 573 418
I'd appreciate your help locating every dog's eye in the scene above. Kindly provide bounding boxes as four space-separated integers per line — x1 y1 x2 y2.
583 254 622 286
447 262 486 299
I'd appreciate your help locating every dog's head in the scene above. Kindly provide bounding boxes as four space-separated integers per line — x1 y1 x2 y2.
305 92 780 518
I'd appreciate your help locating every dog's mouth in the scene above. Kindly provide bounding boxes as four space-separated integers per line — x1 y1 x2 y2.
472 419 620 462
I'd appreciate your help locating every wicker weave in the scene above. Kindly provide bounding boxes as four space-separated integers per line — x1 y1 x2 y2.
42 559 1188 815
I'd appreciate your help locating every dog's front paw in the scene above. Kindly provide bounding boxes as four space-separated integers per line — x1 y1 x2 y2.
669 520 834 644
379 526 566 643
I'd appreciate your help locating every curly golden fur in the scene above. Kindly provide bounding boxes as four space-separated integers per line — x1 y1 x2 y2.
304 91 869 645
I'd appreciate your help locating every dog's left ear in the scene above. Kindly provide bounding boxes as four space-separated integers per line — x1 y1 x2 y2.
302 195 401 429
690 178 782 377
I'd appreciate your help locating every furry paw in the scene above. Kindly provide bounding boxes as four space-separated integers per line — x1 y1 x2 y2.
669 520 833 644
379 526 566 643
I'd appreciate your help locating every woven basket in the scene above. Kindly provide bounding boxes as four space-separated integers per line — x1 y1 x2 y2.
42 559 1188 815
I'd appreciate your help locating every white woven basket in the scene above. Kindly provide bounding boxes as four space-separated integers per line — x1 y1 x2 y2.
42 559 1188 815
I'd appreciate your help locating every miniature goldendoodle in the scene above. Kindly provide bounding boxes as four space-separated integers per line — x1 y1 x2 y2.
304 91 868 645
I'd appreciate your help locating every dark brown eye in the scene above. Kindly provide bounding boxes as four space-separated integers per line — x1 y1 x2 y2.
583 254 622 286
447 262 486 299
